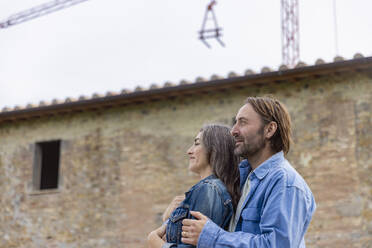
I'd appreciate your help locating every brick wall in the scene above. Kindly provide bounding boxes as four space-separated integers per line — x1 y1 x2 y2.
0 71 371 247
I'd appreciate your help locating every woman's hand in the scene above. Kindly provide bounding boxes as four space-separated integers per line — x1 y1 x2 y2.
147 225 166 248
162 195 185 222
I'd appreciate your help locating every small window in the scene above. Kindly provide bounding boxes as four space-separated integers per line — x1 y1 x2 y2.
33 140 61 190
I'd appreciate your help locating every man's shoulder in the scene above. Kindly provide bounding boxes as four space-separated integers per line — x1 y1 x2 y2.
268 159 310 193
268 159 316 213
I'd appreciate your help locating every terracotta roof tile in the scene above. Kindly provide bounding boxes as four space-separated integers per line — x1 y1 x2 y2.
1 107 11 112
26 103 37 108
261 67 272 73
106 91 118 97
334 56 344 62
315 58 325 65
278 64 289 71
353 53 364 59
52 99 63 104
179 80 191 85
38 101 48 107
163 82 174 87
295 61 307 68
195 77 206 83
120 89 131 94
244 69 255 75
92 93 103 98
228 72 239 78
134 86 144 92
64 97 76 103
210 74 222 80
1 53 371 117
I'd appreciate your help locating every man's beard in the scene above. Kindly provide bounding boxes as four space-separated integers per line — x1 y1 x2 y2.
234 126 265 158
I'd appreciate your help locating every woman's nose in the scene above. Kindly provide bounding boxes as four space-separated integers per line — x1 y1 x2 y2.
187 146 193 155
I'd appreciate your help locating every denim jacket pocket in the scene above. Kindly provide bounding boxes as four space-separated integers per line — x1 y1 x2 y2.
241 207 261 234
170 209 188 222
166 206 190 244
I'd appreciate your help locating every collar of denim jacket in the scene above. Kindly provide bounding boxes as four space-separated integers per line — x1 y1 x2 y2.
185 174 217 195
239 151 284 180
239 159 250 168
252 151 284 180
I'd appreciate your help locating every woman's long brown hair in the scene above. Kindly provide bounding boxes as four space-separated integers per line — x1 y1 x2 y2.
201 124 240 211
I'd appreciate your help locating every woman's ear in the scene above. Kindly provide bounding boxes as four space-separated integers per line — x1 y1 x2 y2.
265 121 278 139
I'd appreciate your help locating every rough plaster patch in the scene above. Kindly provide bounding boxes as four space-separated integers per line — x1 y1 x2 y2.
336 195 363 217
300 153 312 167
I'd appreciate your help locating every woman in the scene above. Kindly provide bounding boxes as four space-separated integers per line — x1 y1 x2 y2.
147 124 240 248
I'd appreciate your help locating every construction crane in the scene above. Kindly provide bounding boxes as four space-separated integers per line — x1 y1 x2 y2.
0 0 90 29
1 0 300 67
281 0 299 67
198 0 225 48
199 0 300 67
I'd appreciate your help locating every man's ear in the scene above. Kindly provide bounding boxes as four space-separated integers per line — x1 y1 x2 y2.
265 121 278 139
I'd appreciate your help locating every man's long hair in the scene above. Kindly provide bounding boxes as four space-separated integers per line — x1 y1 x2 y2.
245 96 293 155
200 124 240 211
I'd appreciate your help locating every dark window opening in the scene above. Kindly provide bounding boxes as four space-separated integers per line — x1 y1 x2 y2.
35 140 61 190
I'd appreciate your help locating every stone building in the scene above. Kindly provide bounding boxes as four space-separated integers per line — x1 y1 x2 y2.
0 54 371 248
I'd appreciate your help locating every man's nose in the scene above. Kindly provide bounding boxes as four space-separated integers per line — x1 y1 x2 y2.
231 123 238 137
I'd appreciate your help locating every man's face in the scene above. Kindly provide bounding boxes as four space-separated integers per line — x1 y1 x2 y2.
231 103 265 158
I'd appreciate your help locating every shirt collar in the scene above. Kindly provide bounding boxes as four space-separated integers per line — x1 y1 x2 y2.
187 174 216 193
239 151 284 180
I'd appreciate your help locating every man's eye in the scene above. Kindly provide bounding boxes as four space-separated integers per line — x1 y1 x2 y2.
239 121 247 126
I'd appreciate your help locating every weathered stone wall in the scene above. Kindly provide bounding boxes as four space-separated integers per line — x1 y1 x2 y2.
0 71 371 247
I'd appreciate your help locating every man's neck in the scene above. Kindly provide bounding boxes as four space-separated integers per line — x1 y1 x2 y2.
246 146 275 171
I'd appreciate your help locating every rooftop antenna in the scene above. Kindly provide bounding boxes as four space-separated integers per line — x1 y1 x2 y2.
199 0 224 48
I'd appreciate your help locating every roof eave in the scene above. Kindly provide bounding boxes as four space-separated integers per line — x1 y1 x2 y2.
1 56 372 123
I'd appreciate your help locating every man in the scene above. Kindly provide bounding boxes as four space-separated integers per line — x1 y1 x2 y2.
180 96 316 247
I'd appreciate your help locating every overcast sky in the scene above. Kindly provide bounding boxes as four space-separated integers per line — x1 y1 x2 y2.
0 0 371 109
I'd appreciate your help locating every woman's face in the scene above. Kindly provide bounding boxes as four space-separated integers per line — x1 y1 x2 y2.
187 132 210 175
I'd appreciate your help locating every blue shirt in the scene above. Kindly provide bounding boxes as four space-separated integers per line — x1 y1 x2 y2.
198 151 316 248
163 174 234 248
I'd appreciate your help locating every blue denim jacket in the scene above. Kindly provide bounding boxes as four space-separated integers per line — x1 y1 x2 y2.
163 174 233 248
198 152 316 248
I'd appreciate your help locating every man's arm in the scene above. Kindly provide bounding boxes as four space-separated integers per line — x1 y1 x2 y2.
181 211 208 245
182 185 315 248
